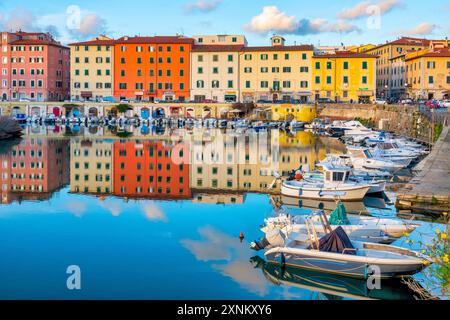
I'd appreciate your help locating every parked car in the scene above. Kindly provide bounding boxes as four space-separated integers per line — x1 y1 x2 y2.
316 98 334 104
425 100 440 109
440 100 450 108
401 99 413 105
373 99 387 105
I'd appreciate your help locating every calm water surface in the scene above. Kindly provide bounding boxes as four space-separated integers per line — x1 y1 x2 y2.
0 127 442 300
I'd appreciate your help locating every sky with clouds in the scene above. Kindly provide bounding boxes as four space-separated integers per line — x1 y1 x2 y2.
0 0 449 46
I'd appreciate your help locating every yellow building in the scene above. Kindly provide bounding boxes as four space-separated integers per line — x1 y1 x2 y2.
405 46 450 100
348 44 376 53
70 140 113 194
239 36 314 103
69 35 115 101
312 52 376 103
365 37 431 99
270 104 317 122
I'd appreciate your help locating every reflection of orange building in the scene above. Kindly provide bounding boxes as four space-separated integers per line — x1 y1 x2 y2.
0 138 70 203
113 141 191 199
114 36 194 102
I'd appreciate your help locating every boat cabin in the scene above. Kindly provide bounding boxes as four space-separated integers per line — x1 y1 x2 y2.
322 164 351 183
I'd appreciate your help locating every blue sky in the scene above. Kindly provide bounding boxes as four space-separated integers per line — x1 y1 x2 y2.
0 0 449 46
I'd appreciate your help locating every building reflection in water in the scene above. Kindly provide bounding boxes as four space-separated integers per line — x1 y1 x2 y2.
0 138 70 204
2 129 346 204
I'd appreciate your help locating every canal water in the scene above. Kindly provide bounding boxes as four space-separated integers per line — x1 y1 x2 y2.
0 127 445 300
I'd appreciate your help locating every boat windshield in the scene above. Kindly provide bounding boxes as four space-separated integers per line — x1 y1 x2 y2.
363 149 373 158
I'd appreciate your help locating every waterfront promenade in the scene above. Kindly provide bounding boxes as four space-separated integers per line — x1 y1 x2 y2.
397 125 450 213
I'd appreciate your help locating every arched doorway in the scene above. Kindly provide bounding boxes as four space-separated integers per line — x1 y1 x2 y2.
88 107 99 117
186 108 195 118
141 107 150 119
72 108 81 117
202 107 212 119
52 107 61 117
31 106 41 116
1 93 7 101
154 107 165 119
12 106 20 117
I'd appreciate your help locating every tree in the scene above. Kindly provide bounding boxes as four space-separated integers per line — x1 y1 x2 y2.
116 104 132 114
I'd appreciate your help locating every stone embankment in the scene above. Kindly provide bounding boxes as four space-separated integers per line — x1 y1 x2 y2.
318 104 447 143
396 126 450 214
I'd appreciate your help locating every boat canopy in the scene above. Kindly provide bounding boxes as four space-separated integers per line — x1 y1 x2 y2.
329 203 351 226
310 226 356 255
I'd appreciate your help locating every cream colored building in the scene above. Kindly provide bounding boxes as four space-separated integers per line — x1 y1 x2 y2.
69 35 115 101
191 45 243 103
239 36 314 103
70 140 113 194
193 35 247 46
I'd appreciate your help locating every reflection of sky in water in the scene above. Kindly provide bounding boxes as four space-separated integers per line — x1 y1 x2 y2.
0 187 443 300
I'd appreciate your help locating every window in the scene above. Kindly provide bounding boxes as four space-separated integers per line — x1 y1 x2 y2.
300 66 309 73
343 61 349 69
447 76 450 84
212 67 218 74
213 55 218 62
284 53 289 60
261 67 268 73
261 81 268 88
343 76 349 84
212 80 219 88
244 67 252 73
196 80 204 88
300 81 308 88
362 76 367 84
273 54 278 60
244 54 252 61
283 81 291 88
245 81 251 88
429 76 434 84
302 53 307 60
326 76 332 84
198 67 203 74
198 55 203 62
282 67 291 73
362 61 368 69
315 61 320 69
228 67 233 74
315 76 320 84
427 61 435 69
326 62 332 70
227 80 233 88
228 55 233 62
261 54 268 60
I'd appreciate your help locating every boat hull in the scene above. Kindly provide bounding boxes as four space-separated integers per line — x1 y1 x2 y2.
265 248 426 279
281 183 370 201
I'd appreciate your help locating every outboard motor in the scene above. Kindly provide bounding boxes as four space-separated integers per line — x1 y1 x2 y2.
250 228 286 251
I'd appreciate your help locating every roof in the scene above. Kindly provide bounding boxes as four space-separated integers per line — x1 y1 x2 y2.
9 39 69 49
69 39 117 46
313 51 376 59
367 37 431 52
242 45 314 52
405 48 450 61
192 44 245 52
115 36 194 45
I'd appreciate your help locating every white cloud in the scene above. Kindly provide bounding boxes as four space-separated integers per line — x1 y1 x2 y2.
69 13 106 38
185 0 222 13
0 7 36 31
337 0 403 20
245 6 360 36
143 203 167 222
400 22 438 36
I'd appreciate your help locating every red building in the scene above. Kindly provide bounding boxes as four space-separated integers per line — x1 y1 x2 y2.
113 141 191 199
114 36 194 102
0 31 70 102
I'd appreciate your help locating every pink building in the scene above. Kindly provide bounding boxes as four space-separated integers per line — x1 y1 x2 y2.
0 31 70 102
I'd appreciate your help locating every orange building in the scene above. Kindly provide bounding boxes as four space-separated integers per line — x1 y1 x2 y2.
113 141 191 199
114 36 194 102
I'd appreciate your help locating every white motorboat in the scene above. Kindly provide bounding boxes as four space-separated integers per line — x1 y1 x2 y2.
252 210 430 279
261 204 420 241
281 163 371 201
347 147 405 173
